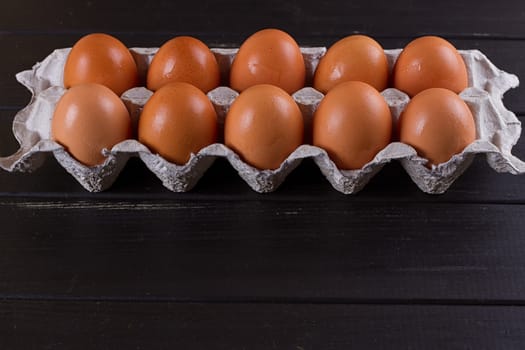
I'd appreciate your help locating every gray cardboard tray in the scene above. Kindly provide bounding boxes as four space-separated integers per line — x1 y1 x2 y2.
1 46 523 193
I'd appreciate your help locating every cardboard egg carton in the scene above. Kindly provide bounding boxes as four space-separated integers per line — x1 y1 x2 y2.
0 45 523 193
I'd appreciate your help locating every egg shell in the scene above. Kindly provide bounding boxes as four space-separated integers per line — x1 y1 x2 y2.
224 84 304 170
2 45 524 194
51 83 132 166
313 81 392 170
393 36 469 97
138 82 218 165
146 36 220 93
399 88 477 167
230 29 306 94
313 35 389 93
63 33 139 96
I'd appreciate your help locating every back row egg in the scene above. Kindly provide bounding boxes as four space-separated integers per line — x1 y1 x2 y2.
63 31 469 98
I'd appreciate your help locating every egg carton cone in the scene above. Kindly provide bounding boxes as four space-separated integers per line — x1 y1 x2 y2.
1 45 523 193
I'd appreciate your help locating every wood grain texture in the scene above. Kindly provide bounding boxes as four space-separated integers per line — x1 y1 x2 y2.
2 0 525 39
1 0 525 347
1 300 525 350
0 197 525 302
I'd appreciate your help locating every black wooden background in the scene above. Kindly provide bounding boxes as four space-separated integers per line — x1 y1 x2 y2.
1 1 525 349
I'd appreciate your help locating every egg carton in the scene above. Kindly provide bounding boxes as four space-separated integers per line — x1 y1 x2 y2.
0 46 524 194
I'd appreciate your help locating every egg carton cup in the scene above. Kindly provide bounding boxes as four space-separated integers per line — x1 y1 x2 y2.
0 46 523 194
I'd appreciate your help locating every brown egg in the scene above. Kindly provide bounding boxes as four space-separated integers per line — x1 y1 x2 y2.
224 84 303 170
147 36 220 93
138 82 217 165
399 88 476 166
64 33 139 96
313 35 389 93
230 29 306 94
52 83 132 166
313 81 392 170
393 36 468 97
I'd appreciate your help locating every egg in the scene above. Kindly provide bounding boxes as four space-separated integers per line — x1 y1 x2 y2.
224 84 303 170
64 33 139 96
393 36 468 97
399 88 476 166
147 36 221 93
313 81 392 170
313 35 389 93
52 83 132 166
138 82 217 165
229 29 306 94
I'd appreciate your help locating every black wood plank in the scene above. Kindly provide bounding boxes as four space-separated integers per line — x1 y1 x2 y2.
2 111 524 202
0 197 525 302
1 300 525 350
0 35 523 112
1 2 524 347
2 0 525 39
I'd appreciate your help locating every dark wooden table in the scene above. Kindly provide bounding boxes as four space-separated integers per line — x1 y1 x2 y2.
1 1 525 348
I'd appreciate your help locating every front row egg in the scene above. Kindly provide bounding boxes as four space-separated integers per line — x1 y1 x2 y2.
399 88 476 167
224 84 304 170
52 83 132 166
138 82 218 165
50 81 476 182
313 81 392 170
